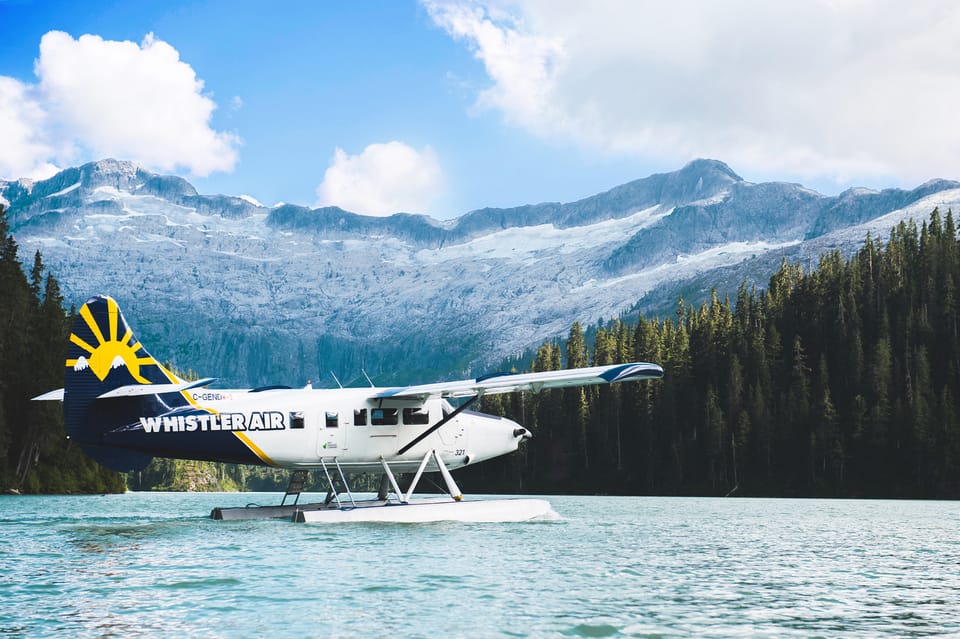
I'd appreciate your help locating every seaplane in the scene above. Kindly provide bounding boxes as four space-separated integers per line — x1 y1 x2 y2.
34 295 663 523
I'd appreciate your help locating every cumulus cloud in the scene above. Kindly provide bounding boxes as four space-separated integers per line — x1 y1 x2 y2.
36 31 239 177
425 0 960 187
0 76 60 180
315 142 444 217
0 31 239 180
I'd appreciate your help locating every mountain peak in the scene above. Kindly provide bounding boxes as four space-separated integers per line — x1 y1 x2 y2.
85 158 143 174
589 158 741 215
75 158 153 193
679 158 743 183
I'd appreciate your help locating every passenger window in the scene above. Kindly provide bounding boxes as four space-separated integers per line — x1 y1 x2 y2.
371 408 399 426
354 409 367 426
403 407 430 425
290 412 304 429
325 412 339 428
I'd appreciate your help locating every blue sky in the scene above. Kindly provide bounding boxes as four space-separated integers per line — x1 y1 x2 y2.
3 1 959 219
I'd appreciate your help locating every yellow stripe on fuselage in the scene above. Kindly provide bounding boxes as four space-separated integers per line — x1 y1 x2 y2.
178 390 276 466
233 431 278 466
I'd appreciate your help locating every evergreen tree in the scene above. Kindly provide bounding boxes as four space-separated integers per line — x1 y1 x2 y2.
0 204 124 493
565 322 589 476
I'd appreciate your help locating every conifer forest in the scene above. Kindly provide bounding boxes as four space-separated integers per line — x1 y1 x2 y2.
469 209 960 498
0 206 124 493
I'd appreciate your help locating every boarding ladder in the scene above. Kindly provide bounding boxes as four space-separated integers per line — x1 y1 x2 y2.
280 469 310 506
319 457 356 509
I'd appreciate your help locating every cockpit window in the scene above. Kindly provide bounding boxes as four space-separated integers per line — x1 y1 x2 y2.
325 412 338 428
354 408 367 426
402 407 430 425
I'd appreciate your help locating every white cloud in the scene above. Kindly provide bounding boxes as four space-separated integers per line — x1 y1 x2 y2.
0 76 60 180
36 31 239 177
0 31 239 181
315 142 444 217
425 0 960 188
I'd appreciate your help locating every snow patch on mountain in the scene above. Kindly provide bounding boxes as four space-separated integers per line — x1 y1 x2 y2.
833 188 960 241
46 181 81 198
785 187 960 264
417 205 671 265
575 240 801 294
239 194 263 207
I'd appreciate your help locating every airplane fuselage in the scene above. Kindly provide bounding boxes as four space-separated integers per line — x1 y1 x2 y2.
108 387 528 473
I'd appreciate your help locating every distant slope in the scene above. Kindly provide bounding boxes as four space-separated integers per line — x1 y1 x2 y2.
4 158 959 386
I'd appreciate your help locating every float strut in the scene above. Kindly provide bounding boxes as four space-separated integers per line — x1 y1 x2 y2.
404 450 433 503
380 457 405 503
432 450 463 501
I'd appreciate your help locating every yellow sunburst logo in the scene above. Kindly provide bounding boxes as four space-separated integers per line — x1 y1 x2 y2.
66 298 154 383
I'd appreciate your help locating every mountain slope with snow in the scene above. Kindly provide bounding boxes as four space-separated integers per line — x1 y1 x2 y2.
4 159 958 386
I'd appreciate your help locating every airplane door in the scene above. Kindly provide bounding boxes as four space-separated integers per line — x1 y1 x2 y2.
437 403 466 446
317 411 346 456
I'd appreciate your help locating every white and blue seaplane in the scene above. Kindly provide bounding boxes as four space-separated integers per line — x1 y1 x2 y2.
34 295 663 523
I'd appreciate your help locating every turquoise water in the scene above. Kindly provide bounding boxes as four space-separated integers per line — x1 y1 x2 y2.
1 493 959 638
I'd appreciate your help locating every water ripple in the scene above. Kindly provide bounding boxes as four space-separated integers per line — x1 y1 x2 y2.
2 494 959 638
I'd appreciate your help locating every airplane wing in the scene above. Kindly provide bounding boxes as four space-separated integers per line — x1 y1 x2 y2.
96 378 218 399
31 378 217 401
31 388 65 401
374 362 663 401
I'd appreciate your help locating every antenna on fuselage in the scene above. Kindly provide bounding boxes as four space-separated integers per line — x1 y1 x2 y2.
361 369 375 388
330 371 344 389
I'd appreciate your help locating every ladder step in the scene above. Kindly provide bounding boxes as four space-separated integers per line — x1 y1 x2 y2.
281 470 310 506
285 469 309 495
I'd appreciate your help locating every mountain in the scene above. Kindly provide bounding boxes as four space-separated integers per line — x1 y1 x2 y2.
4 158 960 386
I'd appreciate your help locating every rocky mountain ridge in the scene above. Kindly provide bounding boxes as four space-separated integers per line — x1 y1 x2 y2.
4 158 959 386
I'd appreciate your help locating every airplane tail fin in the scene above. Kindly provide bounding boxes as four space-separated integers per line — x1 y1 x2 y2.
63 295 189 471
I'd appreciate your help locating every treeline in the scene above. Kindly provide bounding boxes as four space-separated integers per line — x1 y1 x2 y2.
127 458 392 493
0 206 125 493
127 458 324 492
468 209 960 498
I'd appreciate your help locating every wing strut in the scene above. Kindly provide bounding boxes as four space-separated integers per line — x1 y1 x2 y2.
398 394 479 455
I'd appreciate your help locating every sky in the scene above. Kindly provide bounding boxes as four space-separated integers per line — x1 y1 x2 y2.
2 0 960 219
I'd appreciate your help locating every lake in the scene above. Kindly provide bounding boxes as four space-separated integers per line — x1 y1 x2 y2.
1 493 958 638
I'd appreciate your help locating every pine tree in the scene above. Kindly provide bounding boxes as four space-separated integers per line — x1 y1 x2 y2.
0 205 34 488
564 322 589 478
29 251 44 301
703 385 724 492
812 354 842 492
